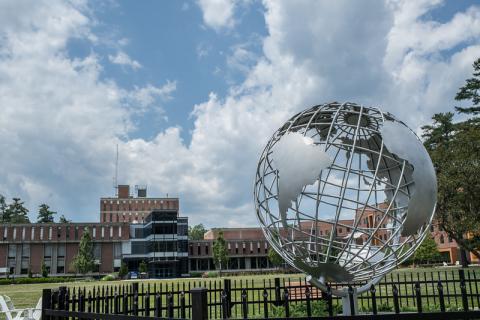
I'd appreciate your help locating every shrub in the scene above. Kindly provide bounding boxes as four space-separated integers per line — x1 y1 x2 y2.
189 272 203 278
101 274 117 281
0 277 78 285
269 301 330 317
118 262 128 279
202 271 219 278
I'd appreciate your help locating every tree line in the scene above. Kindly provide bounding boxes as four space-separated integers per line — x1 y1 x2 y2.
0 194 70 224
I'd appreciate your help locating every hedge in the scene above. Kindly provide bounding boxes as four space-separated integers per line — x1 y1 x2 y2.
0 277 79 285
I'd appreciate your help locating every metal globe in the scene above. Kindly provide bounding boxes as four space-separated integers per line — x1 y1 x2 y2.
254 102 437 296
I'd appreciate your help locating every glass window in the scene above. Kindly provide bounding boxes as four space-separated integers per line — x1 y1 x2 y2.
58 244 65 258
8 245 16 258
57 258 65 274
22 244 30 257
44 244 53 258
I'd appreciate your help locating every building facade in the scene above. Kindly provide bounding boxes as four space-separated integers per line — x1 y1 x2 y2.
0 186 476 278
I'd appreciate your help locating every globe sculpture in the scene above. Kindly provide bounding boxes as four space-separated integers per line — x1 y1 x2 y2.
254 102 437 298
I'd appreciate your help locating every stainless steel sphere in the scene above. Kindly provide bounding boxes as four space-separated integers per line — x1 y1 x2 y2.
254 102 437 295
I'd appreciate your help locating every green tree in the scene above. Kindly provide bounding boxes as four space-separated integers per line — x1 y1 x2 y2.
0 195 8 223
212 230 229 274
188 224 207 240
455 57 480 117
37 204 56 223
58 215 71 223
118 262 128 278
138 260 148 273
411 234 441 266
422 58 480 263
41 260 49 278
72 228 95 275
267 247 284 268
6 198 30 223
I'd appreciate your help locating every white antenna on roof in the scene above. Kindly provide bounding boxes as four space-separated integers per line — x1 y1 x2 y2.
113 144 119 196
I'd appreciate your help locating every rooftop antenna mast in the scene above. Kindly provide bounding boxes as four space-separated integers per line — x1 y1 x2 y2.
113 144 119 196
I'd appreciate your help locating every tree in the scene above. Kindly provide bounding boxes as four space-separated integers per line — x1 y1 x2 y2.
267 247 284 268
72 228 95 275
212 231 229 274
422 58 480 264
37 204 56 223
188 224 207 240
58 215 71 223
411 234 442 266
118 262 128 278
0 195 7 223
5 198 30 223
455 57 480 116
41 260 49 278
138 260 148 274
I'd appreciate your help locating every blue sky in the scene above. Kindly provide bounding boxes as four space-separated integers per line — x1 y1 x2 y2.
0 0 479 227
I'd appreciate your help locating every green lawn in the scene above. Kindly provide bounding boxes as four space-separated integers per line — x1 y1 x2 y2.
1 266 479 317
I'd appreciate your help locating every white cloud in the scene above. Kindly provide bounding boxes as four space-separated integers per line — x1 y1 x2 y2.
197 0 236 31
1 0 480 228
108 51 142 70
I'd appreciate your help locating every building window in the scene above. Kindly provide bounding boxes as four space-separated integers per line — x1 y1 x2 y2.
8 245 16 274
75 226 79 240
197 245 201 255
48 227 52 240
40 227 44 240
205 245 209 255
31 227 35 240
440 235 445 244
22 227 26 240
118 226 122 238
101 227 105 239
13 227 16 240
110 226 113 238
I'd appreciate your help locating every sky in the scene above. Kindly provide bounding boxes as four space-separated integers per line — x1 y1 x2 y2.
0 0 479 228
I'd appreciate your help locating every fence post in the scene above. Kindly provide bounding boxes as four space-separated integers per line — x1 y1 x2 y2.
262 289 269 319
392 285 400 314
224 278 232 317
283 288 289 318
274 278 282 306
305 286 312 317
415 282 422 313
167 293 174 319
241 289 248 320
437 281 446 313
326 285 333 317
42 288 52 320
459 269 469 311
370 284 377 315
191 288 208 320
180 292 186 319
154 292 162 318
221 290 229 320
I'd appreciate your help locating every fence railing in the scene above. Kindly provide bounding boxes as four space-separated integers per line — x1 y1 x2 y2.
41 268 480 319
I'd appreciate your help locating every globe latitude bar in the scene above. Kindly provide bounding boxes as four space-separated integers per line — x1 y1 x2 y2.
254 102 437 309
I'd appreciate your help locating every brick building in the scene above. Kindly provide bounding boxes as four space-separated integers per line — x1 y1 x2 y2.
0 187 476 278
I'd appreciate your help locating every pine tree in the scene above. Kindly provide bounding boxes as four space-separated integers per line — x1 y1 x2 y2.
37 204 56 223
0 195 7 223
212 230 229 274
138 261 148 274
58 215 71 223
41 260 49 278
118 262 128 279
455 57 480 117
6 198 30 223
72 228 95 275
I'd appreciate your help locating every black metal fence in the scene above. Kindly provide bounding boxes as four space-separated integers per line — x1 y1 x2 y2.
42 269 480 320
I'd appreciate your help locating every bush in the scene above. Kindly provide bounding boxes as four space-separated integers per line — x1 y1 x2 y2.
202 271 219 278
189 272 203 278
270 301 330 317
101 274 117 281
118 262 128 279
0 277 78 285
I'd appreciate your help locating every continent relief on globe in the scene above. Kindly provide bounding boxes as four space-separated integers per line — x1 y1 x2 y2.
273 132 333 228
380 120 437 236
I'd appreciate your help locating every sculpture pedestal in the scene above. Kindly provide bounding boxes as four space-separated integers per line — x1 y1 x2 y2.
341 290 358 316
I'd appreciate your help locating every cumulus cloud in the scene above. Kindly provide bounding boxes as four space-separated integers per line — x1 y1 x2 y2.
108 51 142 70
1 0 480 227
197 0 236 31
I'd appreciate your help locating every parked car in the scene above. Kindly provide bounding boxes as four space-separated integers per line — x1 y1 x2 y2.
127 271 138 279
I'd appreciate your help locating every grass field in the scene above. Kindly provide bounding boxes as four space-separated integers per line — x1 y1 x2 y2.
1 266 479 315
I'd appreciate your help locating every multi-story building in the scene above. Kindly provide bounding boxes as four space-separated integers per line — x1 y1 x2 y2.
100 185 179 223
0 223 129 276
123 209 189 278
0 187 477 278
